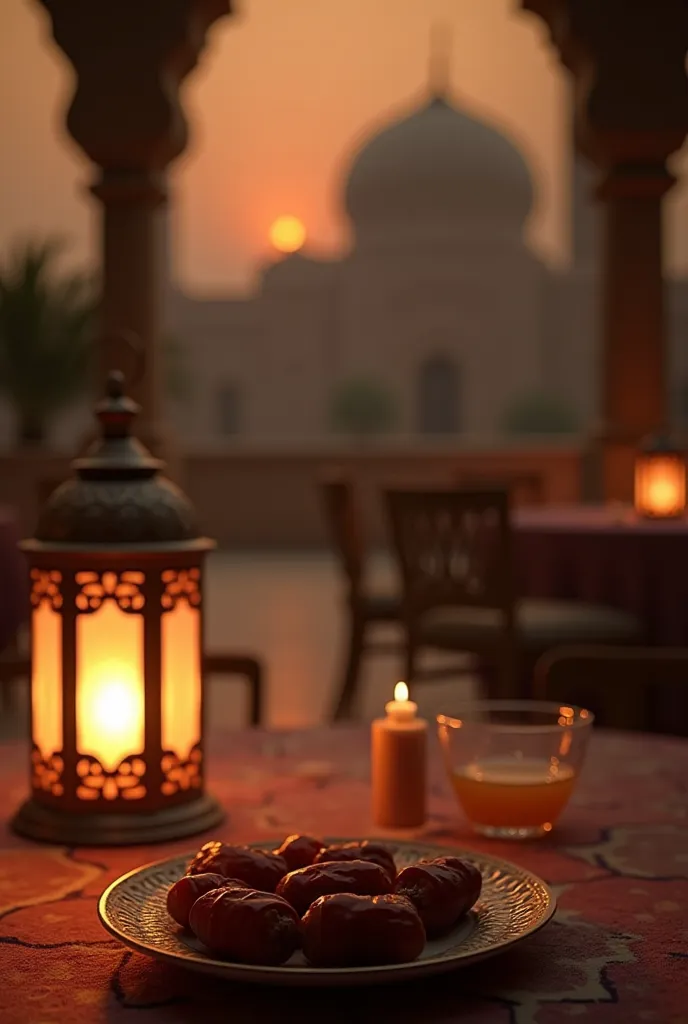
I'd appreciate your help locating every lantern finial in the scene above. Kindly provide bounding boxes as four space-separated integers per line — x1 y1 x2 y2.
95 368 141 441
29 358 201 546
106 369 126 398
429 21 452 101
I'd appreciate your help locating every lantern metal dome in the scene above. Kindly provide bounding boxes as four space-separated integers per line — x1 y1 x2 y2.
33 370 200 548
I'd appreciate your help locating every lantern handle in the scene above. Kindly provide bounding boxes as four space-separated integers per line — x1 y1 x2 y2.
101 330 146 390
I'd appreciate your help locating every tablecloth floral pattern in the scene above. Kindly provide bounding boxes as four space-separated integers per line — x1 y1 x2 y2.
0 727 687 1024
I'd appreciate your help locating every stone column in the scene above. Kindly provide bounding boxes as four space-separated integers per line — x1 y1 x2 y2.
523 0 688 501
37 0 233 458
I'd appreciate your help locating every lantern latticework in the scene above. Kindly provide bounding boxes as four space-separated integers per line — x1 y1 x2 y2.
12 371 223 845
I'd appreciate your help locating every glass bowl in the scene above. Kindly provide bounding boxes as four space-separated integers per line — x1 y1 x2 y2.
437 700 594 840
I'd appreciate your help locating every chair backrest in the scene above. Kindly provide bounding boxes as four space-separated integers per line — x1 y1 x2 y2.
319 473 364 596
457 472 545 506
535 644 688 736
385 486 515 617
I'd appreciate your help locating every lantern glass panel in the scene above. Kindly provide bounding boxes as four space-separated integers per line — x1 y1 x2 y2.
75 571 145 776
31 574 63 762
161 569 202 795
162 595 201 761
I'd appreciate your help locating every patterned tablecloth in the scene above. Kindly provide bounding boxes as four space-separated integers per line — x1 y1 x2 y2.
0 727 687 1024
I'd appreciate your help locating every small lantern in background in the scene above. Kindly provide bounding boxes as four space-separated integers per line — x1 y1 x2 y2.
12 371 223 845
634 434 687 519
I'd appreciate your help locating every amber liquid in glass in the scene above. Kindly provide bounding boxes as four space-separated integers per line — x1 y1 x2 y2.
451 759 576 829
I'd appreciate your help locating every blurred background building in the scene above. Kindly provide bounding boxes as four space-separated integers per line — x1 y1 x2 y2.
168 77 688 445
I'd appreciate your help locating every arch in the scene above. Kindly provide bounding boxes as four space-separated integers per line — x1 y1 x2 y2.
417 354 460 434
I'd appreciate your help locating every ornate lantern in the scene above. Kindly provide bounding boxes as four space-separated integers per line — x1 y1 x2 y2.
634 434 686 520
12 371 223 845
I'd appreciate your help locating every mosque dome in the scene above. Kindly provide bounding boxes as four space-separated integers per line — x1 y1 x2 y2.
343 91 534 236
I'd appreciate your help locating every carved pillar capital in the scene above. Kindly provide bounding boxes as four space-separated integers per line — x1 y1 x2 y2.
38 0 232 174
522 0 688 175
36 0 232 465
522 0 688 501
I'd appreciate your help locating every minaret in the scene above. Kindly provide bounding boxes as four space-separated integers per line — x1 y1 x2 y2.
428 22 452 101
570 98 599 268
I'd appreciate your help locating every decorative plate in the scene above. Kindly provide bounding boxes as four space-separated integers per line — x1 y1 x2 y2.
98 838 555 987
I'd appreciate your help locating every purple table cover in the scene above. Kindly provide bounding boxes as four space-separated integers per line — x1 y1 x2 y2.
516 505 688 645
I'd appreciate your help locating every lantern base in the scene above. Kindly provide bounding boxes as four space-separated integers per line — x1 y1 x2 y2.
11 792 225 846
637 510 686 520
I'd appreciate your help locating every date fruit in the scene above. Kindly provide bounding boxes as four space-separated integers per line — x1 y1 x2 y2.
302 893 426 967
394 856 482 936
274 834 324 872
188 887 300 965
276 859 391 916
313 841 397 884
186 842 287 893
166 873 245 929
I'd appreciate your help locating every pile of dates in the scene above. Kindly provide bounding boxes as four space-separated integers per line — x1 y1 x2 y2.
167 835 482 967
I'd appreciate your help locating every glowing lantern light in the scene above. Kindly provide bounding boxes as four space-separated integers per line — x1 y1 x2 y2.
12 371 223 844
634 434 686 520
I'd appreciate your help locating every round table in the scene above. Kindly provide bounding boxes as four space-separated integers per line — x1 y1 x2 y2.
0 726 686 1023
516 504 688 645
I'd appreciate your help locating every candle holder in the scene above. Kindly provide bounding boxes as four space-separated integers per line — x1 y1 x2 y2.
12 371 224 846
634 433 686 519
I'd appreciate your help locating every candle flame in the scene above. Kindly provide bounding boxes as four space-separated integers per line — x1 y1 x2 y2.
394 681 409 703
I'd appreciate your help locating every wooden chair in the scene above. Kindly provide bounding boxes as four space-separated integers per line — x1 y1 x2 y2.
202 653 265 727
457 471 545 506
534 645 688 736
319 473 402 720
385 487 642 700
0 649 265 727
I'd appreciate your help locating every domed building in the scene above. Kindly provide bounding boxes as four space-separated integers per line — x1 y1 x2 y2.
344 93 533 241
166 79 688 445
333 86 545 436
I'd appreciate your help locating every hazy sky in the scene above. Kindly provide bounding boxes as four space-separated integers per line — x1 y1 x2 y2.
2 0 687 295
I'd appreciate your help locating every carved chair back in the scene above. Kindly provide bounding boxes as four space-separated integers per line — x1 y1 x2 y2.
385 487 515 621
319 473 365 601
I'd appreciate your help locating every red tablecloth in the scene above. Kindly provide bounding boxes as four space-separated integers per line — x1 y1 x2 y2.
516 504 688 645
0 727 687 1024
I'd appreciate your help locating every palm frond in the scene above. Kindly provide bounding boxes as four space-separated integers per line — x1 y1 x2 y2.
0 237 96 428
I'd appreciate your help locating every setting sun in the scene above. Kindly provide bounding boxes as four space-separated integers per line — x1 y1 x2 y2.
269 215 306 254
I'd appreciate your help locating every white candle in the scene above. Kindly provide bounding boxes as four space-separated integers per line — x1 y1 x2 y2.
371 681 427 829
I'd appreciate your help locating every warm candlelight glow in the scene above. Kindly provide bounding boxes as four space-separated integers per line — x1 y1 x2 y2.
646 472 680 513
634 445 686 519
76 601 145 772
394 681 409 703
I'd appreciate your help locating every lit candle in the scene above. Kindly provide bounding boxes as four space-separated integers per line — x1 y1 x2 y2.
371 682 427 829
